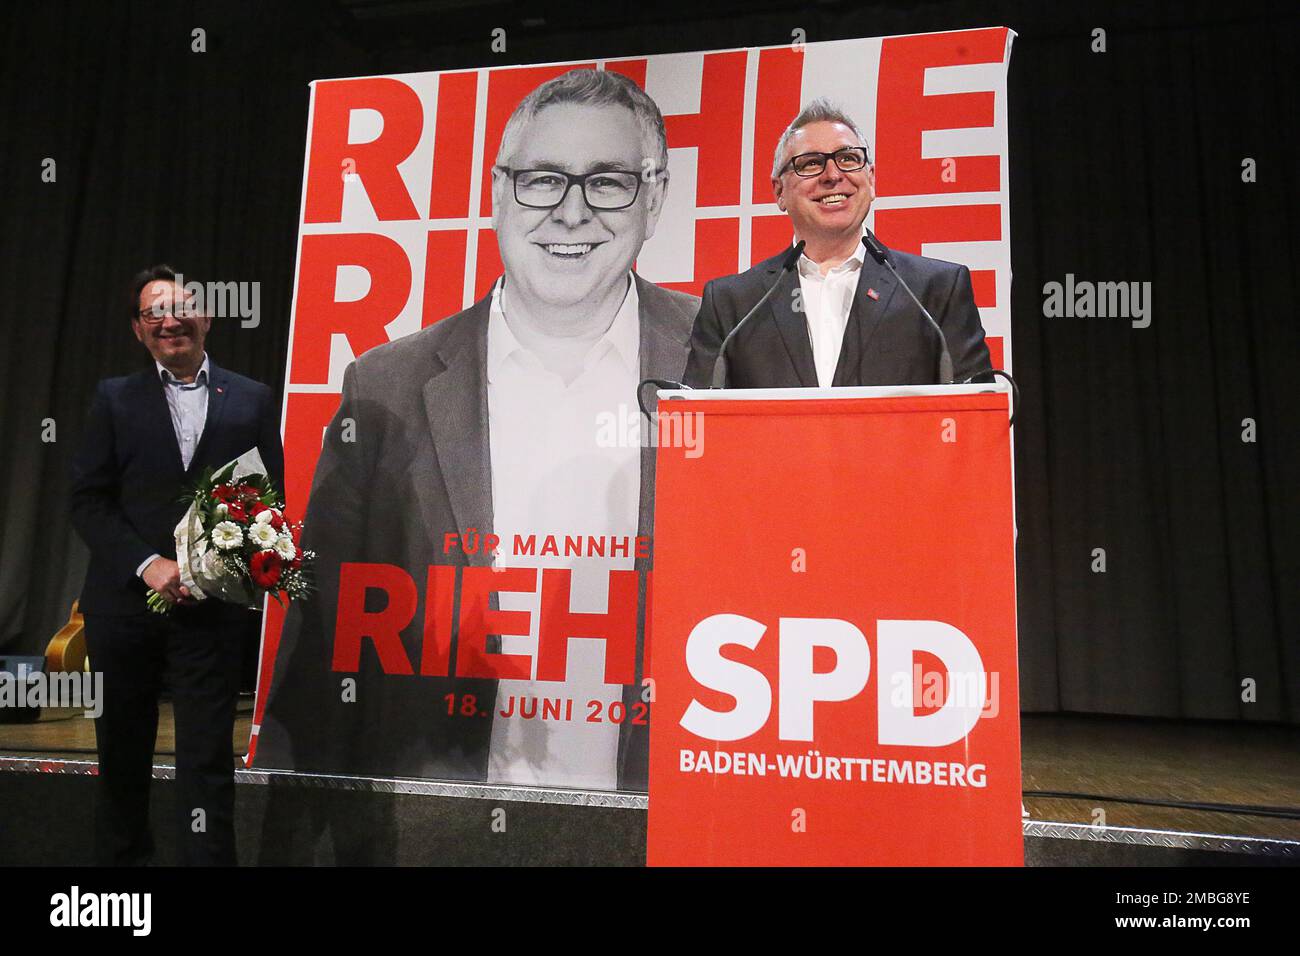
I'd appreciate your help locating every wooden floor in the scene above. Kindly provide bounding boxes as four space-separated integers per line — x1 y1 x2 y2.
3 706 1297 841
0 697 256 759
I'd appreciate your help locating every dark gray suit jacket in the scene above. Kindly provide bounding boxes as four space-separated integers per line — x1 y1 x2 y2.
683 244 992 388
258 275 698 789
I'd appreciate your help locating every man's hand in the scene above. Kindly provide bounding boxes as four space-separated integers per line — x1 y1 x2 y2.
142 557 193 604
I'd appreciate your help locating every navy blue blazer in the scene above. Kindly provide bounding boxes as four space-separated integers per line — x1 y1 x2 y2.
69 360 285 616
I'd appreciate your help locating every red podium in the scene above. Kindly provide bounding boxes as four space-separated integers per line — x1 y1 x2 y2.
647 384 1021 866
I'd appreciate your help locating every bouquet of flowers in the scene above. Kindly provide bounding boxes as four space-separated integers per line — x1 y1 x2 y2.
146 447 315 613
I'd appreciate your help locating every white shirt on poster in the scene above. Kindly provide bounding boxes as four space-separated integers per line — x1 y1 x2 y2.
485 276 641 791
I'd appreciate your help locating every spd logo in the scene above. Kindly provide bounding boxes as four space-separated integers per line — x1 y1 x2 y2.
680 616 990 747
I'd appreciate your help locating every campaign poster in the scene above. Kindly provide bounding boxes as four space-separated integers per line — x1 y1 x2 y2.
250 27 1015 792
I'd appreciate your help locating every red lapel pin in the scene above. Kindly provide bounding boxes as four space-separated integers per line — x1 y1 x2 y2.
867 287 879 300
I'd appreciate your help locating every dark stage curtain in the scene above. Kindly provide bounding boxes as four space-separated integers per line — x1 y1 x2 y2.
1 0 1296 723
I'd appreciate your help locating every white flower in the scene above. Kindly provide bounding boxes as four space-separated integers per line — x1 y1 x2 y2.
273 534 297 561
211 521 243 551
254 509 274 525
215 502 228 517
248 521 279 550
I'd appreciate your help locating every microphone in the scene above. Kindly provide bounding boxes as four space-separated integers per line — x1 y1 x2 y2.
861 232 953 385
710 240 806 388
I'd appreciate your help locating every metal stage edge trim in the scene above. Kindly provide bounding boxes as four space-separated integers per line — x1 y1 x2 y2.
3 755 1295 858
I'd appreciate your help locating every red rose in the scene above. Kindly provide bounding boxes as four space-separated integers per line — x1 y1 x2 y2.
224 501 248 523
212 485 233 502
248 504 282 528
249 551 282 589
253 504 285 531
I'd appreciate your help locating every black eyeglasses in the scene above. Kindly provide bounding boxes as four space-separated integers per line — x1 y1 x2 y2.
136 304 202 324
497 166 647 211
779 147 869 178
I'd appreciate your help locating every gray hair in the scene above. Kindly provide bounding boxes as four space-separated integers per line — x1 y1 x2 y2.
771 98 870 178
496 68 669 172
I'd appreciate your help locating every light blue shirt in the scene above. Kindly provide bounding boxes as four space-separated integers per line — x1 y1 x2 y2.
136 354 211 579
157 353 211 469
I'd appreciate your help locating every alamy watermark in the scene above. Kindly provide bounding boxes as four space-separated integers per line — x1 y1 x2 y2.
596 404 704 458
142 272 261 328
50 886 151 936
1042 274 1151 328
887 664 1000 717
0 664 102 718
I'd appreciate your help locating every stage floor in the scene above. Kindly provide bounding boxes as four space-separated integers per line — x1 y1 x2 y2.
3 702 1298 848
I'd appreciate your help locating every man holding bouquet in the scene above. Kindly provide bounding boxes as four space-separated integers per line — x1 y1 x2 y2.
69 265 284 866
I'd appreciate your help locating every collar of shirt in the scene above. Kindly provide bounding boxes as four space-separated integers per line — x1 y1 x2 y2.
486 275 639 384
157 353 210 388
796 233 867 280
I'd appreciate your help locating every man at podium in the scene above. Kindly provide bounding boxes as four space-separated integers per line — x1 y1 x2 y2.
683 99 992 388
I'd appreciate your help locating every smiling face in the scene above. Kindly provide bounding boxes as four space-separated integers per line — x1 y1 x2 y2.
132 279 210 371
772 120 875 253
491 102 666 315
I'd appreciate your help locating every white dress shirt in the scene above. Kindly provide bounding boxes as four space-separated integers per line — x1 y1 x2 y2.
136 354 211 578
797 241 866 387
485 277 641 790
